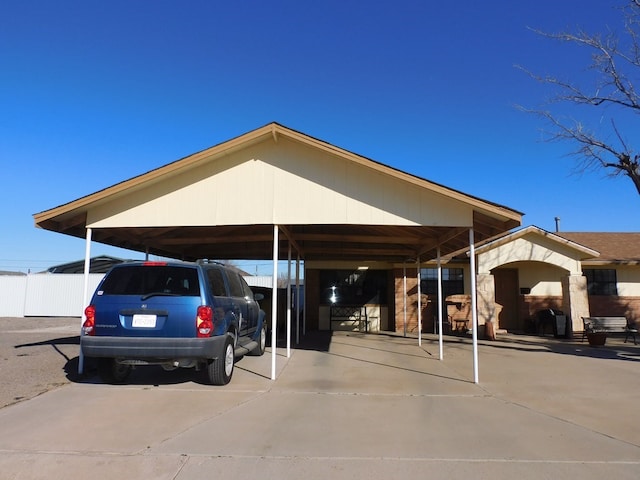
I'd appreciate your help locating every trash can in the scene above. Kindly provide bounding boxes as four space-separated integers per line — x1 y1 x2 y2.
536 308 569 338
554 313 567 338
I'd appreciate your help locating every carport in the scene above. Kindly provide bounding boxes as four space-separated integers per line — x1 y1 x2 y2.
33 122 522 382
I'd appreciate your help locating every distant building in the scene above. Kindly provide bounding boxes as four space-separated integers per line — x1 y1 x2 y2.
45 255 128 274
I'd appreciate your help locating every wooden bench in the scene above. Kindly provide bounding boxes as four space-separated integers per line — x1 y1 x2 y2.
581 316 637 345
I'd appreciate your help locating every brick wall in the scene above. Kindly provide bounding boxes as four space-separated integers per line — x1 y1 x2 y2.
393 268 434 333
588 296 640 325
519 295 564 321
520 294 640 330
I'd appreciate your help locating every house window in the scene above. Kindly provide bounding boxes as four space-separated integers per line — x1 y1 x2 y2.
420 268 464 298
584 269 618 296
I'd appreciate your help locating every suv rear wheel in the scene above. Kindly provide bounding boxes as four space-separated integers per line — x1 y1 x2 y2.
98 358 132 384
207 334 234 385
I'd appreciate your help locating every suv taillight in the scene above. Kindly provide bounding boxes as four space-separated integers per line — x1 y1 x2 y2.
197 305 213 337
83 305 96 336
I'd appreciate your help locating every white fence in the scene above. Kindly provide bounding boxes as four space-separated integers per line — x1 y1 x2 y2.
0 273 295 318
0 274 104 318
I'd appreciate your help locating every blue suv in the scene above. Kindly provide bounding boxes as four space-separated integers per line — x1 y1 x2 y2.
81 260 267 385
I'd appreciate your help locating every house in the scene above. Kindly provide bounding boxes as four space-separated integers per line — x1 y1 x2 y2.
46 255 127 274
403 227 640 336
556 232 640 323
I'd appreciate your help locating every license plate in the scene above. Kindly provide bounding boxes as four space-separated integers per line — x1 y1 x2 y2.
132 314 157 328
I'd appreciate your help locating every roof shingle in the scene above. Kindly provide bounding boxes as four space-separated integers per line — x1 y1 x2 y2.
556 232 640 264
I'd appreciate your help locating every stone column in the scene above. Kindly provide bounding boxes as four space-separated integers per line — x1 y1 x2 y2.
476 273 496 328
561 274 590 333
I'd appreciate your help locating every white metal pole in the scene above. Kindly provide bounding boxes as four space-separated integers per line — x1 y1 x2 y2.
403 263 407 337
417 257 422 346
303 262 307 335
271 225 279 380
286 243 292 358
79 227 92 375
469 228 479 384
296 255 300 344
437 247 444 361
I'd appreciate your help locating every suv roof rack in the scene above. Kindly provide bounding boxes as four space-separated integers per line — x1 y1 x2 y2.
196 259 226 266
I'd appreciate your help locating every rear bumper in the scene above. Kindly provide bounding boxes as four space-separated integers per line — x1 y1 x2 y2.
81 335 226 360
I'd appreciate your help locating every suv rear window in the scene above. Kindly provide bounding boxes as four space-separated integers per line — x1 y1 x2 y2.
100 265 200 296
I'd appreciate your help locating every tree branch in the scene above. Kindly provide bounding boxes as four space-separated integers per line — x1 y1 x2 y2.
520 1 640 196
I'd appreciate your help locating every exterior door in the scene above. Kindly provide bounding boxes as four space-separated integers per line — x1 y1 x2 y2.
493 268 520 332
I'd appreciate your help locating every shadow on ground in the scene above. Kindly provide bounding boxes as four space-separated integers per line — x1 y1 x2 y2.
12 329 640 392
427 331 640 362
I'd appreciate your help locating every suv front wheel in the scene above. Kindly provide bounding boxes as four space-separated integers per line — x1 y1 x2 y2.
207 334 234 385
248 323 266 356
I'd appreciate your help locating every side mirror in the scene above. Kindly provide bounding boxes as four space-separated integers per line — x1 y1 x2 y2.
254 293 264 301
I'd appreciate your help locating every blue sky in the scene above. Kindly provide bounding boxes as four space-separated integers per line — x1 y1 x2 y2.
1 0 637 273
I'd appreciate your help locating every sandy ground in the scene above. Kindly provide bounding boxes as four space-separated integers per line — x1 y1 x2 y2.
0 317 81 409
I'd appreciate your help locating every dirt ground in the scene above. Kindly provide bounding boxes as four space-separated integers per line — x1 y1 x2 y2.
0 317 82 409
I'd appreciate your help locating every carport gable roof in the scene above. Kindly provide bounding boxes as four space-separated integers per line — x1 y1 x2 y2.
33 122 522 262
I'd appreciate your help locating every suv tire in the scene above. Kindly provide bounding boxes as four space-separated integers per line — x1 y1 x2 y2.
207 334 234 385
98 358 132 384
248 323 267 356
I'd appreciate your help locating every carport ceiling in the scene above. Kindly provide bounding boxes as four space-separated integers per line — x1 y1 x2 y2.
40 215 516 264
34 122 522 263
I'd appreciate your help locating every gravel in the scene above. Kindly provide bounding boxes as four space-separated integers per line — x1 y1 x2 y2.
0 317 82 409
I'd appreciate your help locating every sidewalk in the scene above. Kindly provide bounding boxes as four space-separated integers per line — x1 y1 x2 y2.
0 326 639 479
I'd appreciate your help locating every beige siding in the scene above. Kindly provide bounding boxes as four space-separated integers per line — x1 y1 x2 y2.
87 137 473 229
611 265 640 296
518 262 564 296
477 235 583 275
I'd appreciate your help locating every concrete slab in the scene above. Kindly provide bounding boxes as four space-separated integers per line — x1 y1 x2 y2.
152 390 639 461
0 385 261 453
0 453 185 480
173 456 639 480
1 327 640 479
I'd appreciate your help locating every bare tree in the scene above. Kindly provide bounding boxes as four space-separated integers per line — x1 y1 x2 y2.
520 0 640 195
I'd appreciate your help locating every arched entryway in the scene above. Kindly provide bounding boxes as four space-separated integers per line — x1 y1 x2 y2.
475 227 598 333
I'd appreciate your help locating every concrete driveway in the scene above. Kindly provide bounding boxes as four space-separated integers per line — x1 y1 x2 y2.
1 317 639 479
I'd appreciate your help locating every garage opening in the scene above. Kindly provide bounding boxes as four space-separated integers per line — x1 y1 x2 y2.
310 268 392 333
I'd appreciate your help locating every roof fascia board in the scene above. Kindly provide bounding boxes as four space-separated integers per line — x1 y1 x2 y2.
581 259 640 266
474 225 600 258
